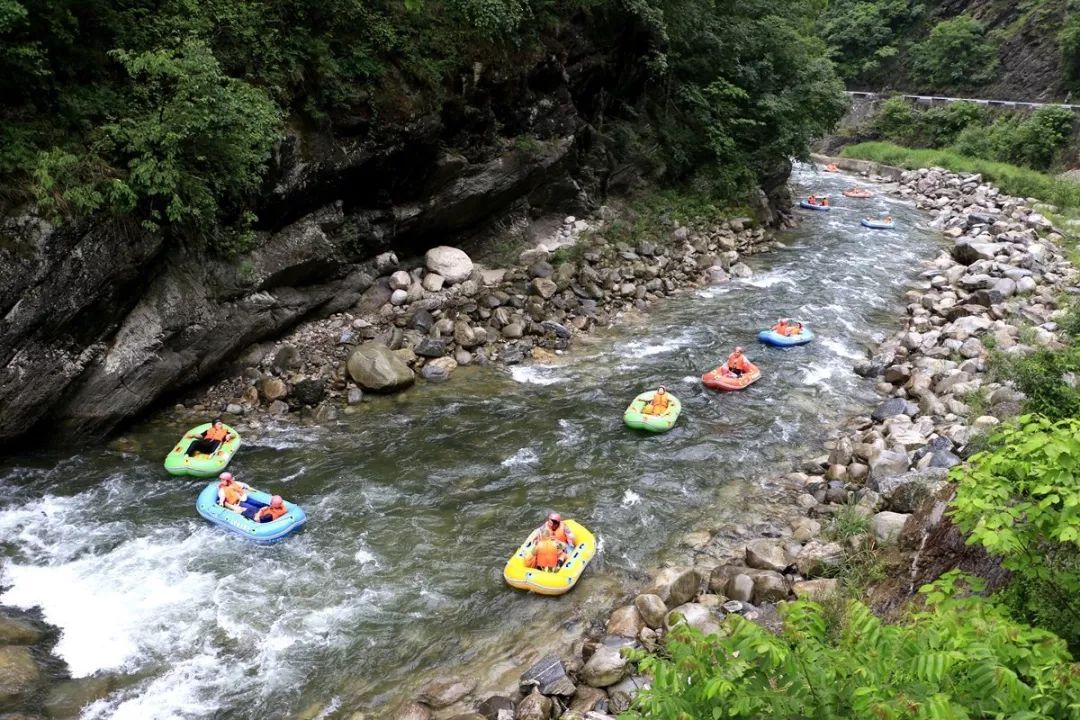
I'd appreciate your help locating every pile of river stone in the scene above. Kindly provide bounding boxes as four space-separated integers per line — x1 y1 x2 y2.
192 211 769 424
388 166 1080 720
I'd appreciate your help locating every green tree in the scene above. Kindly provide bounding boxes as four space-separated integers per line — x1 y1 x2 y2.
950 415 1080 648
819 0 923 83
911 16 999 90
1062 1 1080 92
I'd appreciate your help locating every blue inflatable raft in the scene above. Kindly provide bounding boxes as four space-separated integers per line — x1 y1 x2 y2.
800 200 831 211
759 327 815 347
196 482 307 543
861 218 895 229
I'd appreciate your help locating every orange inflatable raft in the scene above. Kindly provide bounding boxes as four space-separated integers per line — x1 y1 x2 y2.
824 163 839 172
702 362 762 391
842 187 873 198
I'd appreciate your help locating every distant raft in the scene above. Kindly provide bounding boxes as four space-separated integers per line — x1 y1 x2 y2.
824 164 839 172
503 520 596 596
758 326 814 347
702 362 762 391
842 188 873 198
164 423 241 477
196 482 307 543
623 391 681 433
862 218 896 230
799 200 831 211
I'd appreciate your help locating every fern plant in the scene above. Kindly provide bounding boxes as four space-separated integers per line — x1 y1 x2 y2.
621 573 1080 719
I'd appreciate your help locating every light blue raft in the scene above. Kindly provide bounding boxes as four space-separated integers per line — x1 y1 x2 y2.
861 218 895 229
196 482 307 543
799 200 831 211
759 326 815 347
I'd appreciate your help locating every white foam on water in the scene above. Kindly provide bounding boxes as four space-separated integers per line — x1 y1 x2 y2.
508 365 564 386
821 337 864 361
556 419 582 447
741 270 796 289
621 489 641 507
501 447 539 468
618 336 684 358
800 362 841 386
82 653 225 720
680 375 699 385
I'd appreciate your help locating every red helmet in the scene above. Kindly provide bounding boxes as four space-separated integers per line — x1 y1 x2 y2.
270 496 284 508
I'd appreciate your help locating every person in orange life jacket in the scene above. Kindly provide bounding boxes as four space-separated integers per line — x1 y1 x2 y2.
524 527 567 571
642 385 670 415
246 495 287 523
217 473 259 515
187 418 231 456
528 512 576 549
772 318 789 335
726 347 751 377
807 194 817 205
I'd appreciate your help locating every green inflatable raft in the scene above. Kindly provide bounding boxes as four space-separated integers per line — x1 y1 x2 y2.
624 391 681 433
163 423 242 477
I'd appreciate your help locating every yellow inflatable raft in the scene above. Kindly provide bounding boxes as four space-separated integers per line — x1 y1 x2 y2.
503 520 596 596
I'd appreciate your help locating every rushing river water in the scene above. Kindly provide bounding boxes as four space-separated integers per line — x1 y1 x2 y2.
0 166 942 719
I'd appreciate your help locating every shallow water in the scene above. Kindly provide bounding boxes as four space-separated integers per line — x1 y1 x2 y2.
0 167 941 719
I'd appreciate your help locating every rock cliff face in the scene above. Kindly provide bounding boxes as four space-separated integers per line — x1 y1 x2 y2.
0 16 793 448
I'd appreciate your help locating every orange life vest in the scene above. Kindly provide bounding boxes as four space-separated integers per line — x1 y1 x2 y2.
256 505 287 522
727 352 750 372
534 539 561 569
550 524 572 545
220 484 244 506
773 321 788 334
204 426 228 442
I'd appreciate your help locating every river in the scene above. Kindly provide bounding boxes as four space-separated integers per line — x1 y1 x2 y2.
0 166 941 719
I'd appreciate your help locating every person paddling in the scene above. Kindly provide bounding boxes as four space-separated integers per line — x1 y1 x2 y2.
217 472 258 515
524 527 567 571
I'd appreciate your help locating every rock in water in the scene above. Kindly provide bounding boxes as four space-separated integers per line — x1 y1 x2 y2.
425 246 474 284
0 645 40 708
515 689 553 719
520 653 575 696
346 343 416 392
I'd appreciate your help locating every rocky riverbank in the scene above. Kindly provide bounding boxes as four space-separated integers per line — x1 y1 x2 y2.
178 202 778 431
378 165 1078 720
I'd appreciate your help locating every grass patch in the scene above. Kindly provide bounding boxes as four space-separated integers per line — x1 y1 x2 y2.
960 388 990 417
603 189 755 247
825 503 871 542
842 142 1080 213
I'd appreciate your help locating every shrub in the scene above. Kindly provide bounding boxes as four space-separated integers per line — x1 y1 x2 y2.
818 0 922 82
872 97 919 145
1005 346 1080 419
621 573 1080 719
920 101 988 147
1061 4 1080 91
950 415 1080 649
911 16 999 90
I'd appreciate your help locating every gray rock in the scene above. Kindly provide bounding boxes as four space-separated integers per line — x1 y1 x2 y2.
795 541 844 577
568 686 607 713
502 323 524 339
871 398 908 422
633 594 667 629
606 606 645 638
389 270 412 291
531 278 558 299
225 403 243 415
478 696 516 720
745 539 789 572
869 448 910 479
415 337 447 358
515 689 553 720
346 343 415 392
422 273 445 292
273 344 301 372
872 468 949 513
395 701 432 720
792 578 839 601
259 377 288 402
726 574 754 602
0 615 42 646
347 387 364 405
425 246 474 284
870 511 910 546
390 288 409 305
952 241 999 265
520 653 576 696
44 675 115 719
752 571 789 604
644 567 700 608
664 603 721 636
580 646 629 688
528 261 554 279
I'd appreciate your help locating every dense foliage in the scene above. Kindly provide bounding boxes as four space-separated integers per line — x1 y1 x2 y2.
0 0 844 244
1061 0 1080 92
818 0 922 84
622 574 1080 719
951 416 1080 649
910 16 999 90
866 99 1077 173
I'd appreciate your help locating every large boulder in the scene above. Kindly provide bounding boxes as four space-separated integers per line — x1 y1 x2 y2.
751 571 789 604
870 467 949 513
346 343 415 392
0 614 42 646
0 646 40 709
425 246 474 284
644 567 700 608
795 541 844 577
477 696 516 720
606 606 645 638
580 646 629 688
515 689 552 720
792 578 839 601
633 594 667 629
869 449 911 479
664 603 721 636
